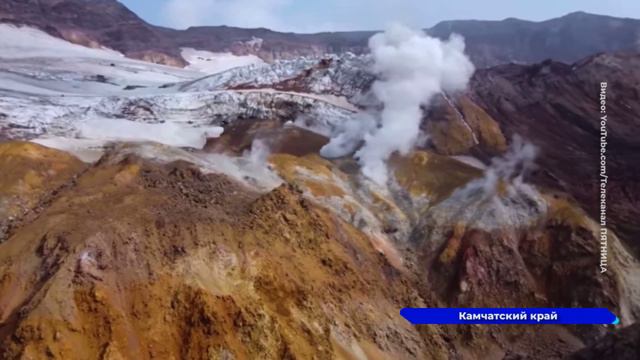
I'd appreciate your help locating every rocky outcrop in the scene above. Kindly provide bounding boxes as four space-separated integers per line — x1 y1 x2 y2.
570 324 640 360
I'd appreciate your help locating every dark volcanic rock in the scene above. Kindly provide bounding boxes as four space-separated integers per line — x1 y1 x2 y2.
466 53 640 256
570 324 640 360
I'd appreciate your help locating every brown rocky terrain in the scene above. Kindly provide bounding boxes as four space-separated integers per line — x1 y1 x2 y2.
0 142 445 359
1 0 639 67
0 137 636 359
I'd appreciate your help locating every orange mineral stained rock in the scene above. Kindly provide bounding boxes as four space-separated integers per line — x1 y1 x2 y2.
0 143 446 359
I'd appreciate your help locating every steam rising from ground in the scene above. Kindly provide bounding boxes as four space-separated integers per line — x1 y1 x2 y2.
431 136 544 232
480 135 537 196
321 24 474 185
47 119 282 191
105 140 282 191
457 135 540 217
210 138 281 190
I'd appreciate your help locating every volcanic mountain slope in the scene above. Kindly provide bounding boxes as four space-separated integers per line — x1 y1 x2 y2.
0 142 446 359
0 132 638 359
0 0 185 66
1 0 639 67
427 12 640 68
0 24 358 150
0 23 637 259
464 53 640 257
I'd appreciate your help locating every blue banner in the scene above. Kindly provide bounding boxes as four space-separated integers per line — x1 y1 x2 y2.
400 308 619 325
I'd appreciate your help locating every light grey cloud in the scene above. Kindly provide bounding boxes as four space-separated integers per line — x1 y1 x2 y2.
162 0 290 30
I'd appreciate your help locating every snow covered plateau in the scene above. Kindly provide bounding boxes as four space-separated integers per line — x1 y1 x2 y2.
0 24 364 151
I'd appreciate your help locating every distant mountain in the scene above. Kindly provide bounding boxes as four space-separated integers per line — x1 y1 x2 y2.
0 0 373 66
0 0 190 66
1 0 639 67
427 12 640 67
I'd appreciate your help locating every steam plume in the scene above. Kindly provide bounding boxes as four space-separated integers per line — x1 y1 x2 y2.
321 24 474 185
481 135 537 196
454 135 538 203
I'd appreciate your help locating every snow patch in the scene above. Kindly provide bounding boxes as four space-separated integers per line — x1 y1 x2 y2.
0 25 202 96
78 118 223 149
31 137 107 163
0 24 123 59
181 48 264 75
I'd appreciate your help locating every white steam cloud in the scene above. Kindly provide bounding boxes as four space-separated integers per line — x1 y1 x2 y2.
453 135 538 204
480 135 537 196
321 24 475 185
432 136 543 233
318 112 377 158
214 138 281 190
